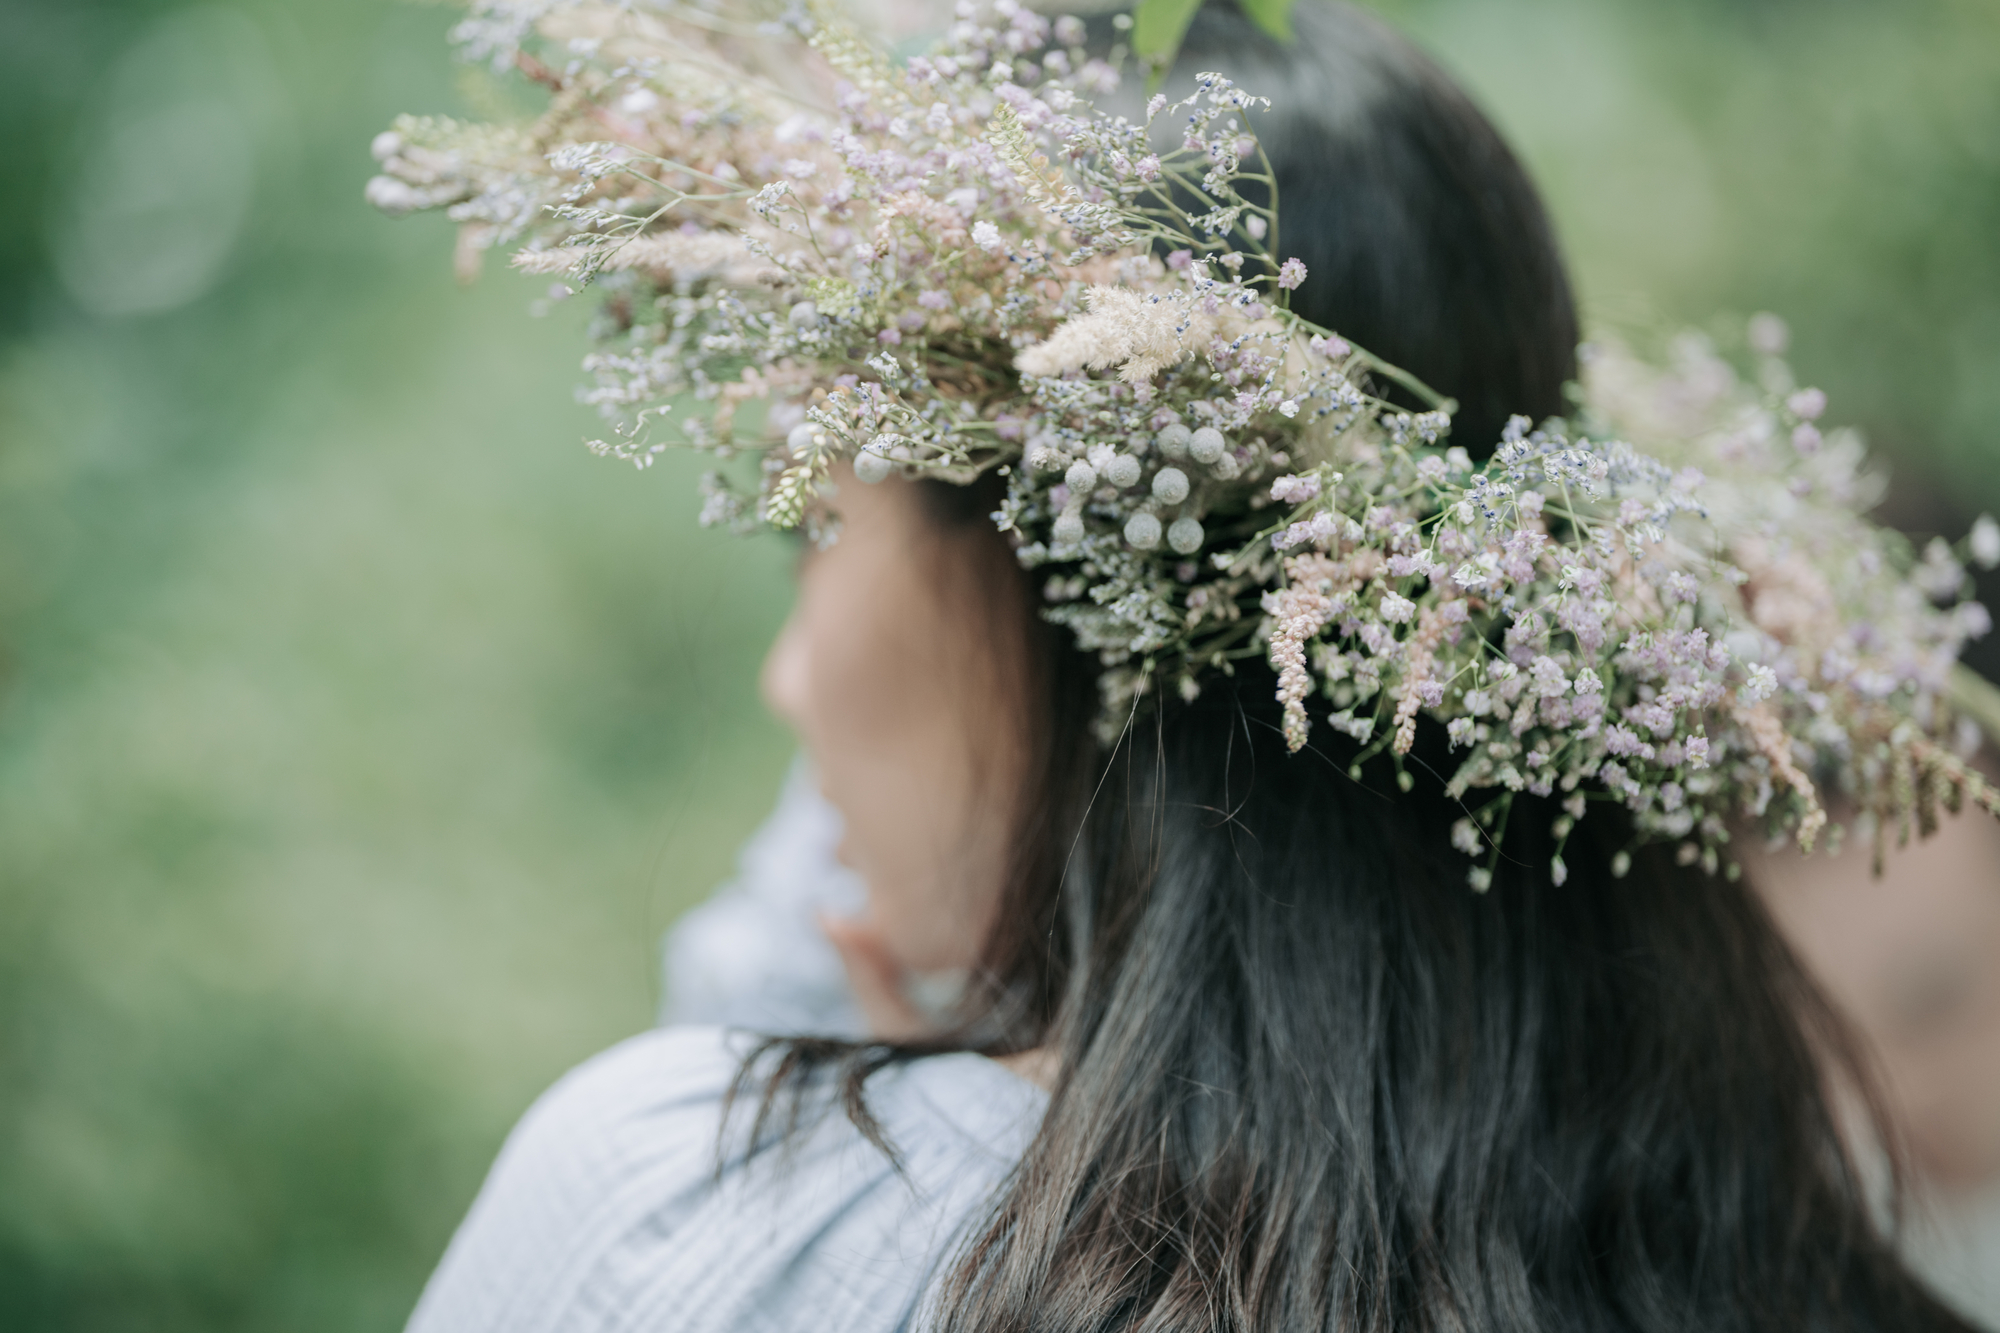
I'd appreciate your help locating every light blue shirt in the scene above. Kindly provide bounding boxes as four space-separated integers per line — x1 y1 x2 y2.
407 1026 1047 1333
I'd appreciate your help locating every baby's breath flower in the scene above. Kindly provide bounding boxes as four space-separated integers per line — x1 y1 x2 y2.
1786 387 1826 420
377 0 1999 886
1971 514 2000 570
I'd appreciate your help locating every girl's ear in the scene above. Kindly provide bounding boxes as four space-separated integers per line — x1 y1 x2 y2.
818 911 932 1041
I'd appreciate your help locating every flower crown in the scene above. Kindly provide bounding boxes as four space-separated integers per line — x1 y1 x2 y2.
371 0 2000 886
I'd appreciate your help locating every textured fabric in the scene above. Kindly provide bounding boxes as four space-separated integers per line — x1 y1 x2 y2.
407 1025 1046 1333
660 757 870 1039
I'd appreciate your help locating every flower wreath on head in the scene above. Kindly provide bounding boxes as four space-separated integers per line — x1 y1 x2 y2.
370 0 2000 888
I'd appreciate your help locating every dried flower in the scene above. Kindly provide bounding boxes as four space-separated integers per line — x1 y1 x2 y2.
376 0 1998 884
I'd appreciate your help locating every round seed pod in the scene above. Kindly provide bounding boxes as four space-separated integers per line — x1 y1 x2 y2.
1210 451 1240 481
1028 444 1066 472
787 300 819 327
1188 427 1226 465
1167 515 1205 555
1051 507 1086 546
785 422 819 455
1124 512 1163 549
853 443 893 484
1156 423 1192 459
1151 466 1190 505
1103 453 1142 488
1065 460 1099 492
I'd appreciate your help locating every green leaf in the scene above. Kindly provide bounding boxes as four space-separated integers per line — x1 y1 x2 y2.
1130 0 1202 63
1239 0 1296 42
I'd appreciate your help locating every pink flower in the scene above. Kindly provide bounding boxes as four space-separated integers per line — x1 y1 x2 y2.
1277 257 1307 290
1268 473 1321 504
1786 387 1826 420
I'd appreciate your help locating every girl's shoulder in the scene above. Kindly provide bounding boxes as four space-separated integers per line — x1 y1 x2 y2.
407 1026 1046 1333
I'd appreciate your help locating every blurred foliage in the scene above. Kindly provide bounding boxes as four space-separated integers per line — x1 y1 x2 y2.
0 0 1994 1329
0 1 796 1327
1385 0 2000 522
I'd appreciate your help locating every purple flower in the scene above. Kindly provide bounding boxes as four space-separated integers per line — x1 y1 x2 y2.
1277 257 1307 291
1387 552 1435 579
1530 655 1570 698
1268 473 1320 504
1792 423 1822 455
1166 249 1193 271
1604 725 1653 760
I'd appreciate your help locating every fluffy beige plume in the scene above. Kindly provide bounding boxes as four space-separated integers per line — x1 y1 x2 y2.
511 232 781 285
1016 286 1216 384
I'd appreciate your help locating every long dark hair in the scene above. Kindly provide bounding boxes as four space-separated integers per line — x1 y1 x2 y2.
930 681 1958 1330
1176 1 1580 453
739 3 1971 1328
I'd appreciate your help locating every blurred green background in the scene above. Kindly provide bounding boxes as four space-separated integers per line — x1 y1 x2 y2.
0 0 1995 1328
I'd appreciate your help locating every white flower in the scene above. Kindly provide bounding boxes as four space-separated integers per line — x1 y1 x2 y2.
854 437 896 484
1748 312 1789 355
1188 427 1226 464
971 220 1003 251
1739 663 1779 703
1379 591 1415 623
1015 286 1217 383
1451 817 1481 853
1972 514 2000 570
